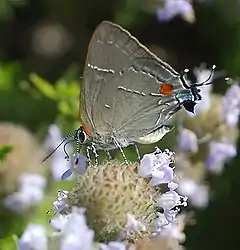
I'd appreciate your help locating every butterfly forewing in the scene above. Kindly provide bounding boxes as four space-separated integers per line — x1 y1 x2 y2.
80 21 186 140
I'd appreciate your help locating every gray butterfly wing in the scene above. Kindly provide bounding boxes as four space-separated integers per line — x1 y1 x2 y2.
80 21 186 140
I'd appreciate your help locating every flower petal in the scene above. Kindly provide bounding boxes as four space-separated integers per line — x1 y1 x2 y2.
139 153 155 177
61 167 74 180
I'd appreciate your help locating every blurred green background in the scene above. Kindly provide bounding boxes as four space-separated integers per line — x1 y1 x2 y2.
0 0 240 249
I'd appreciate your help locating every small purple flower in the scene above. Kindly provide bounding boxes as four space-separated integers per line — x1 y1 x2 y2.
156 0 194 22
159 215 186 242
139 147 175 186
168 181 178 191
61 153 89 180
149 165 174 187
206 141 237 174
164 208 179 223
59 207 94 250
178 178 209 208
4 173 46 212
190 184 209 208
53 190 69 213
123 214 146 235
157 191 188 210
177 128 198 153
222 84 240 127
50 214 69 231
18 224 47 250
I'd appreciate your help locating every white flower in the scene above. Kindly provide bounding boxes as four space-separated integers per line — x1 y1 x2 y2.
159 219 186 242
139 147 175 187
138 147 188 237
222 84 240 127
58 207 94 250
53 190 69 213
61 153 88 180
4 187 44 212
19 173 47 189
18 224 47 250
157 191 187 210
156 0 194 22
206 141 237 174
178 178 209 208
50 214 69 231
190 184 209 208
177 128 198 153
123 214 146 235
4 173 46 212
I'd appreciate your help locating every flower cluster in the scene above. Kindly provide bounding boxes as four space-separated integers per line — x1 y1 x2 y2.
33 147 188 249
4 173 47 212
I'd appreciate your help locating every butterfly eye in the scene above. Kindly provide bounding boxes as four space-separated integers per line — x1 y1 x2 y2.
159 83 174 95
77 129 87 143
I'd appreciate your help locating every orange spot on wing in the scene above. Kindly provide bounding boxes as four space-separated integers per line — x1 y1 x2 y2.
159 83 174 95
80 118 92 136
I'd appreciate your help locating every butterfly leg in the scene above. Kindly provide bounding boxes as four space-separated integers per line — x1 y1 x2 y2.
134 143 141 161
86 146 92 167
91 143 99 167
112 136 129 165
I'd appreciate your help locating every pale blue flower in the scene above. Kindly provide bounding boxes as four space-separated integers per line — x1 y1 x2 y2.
157 191 188 211
4 173 46 212
123 214 146 235
53 190 69 213
178 178 209 208
50 214 69 231
222 84 240 127
156 0 194 22
61 153 88 180
139 147 175 186
18 224 47 250
206 141 237 174
159 215 186 242
177 128 198 153
58 207 94 250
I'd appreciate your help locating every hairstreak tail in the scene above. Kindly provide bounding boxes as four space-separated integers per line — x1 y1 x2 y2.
43 21 215 167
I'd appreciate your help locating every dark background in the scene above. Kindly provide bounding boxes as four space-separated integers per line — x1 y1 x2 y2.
0 0 239 249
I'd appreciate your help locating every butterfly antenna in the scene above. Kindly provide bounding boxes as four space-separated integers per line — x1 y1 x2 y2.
179 68 190 89
63 139 76 160
195 65 216 87
42 130 77 163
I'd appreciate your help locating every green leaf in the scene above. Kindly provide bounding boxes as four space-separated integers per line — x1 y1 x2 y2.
0 145 13 162
29 74 57 100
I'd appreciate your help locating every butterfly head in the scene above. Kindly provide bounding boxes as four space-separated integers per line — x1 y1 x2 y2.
42 126 89 163
177 65 216 114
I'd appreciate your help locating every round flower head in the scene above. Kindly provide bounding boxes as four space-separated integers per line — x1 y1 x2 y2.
61 148 187 243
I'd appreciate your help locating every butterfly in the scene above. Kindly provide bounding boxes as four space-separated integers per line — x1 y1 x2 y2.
43 21 215 167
